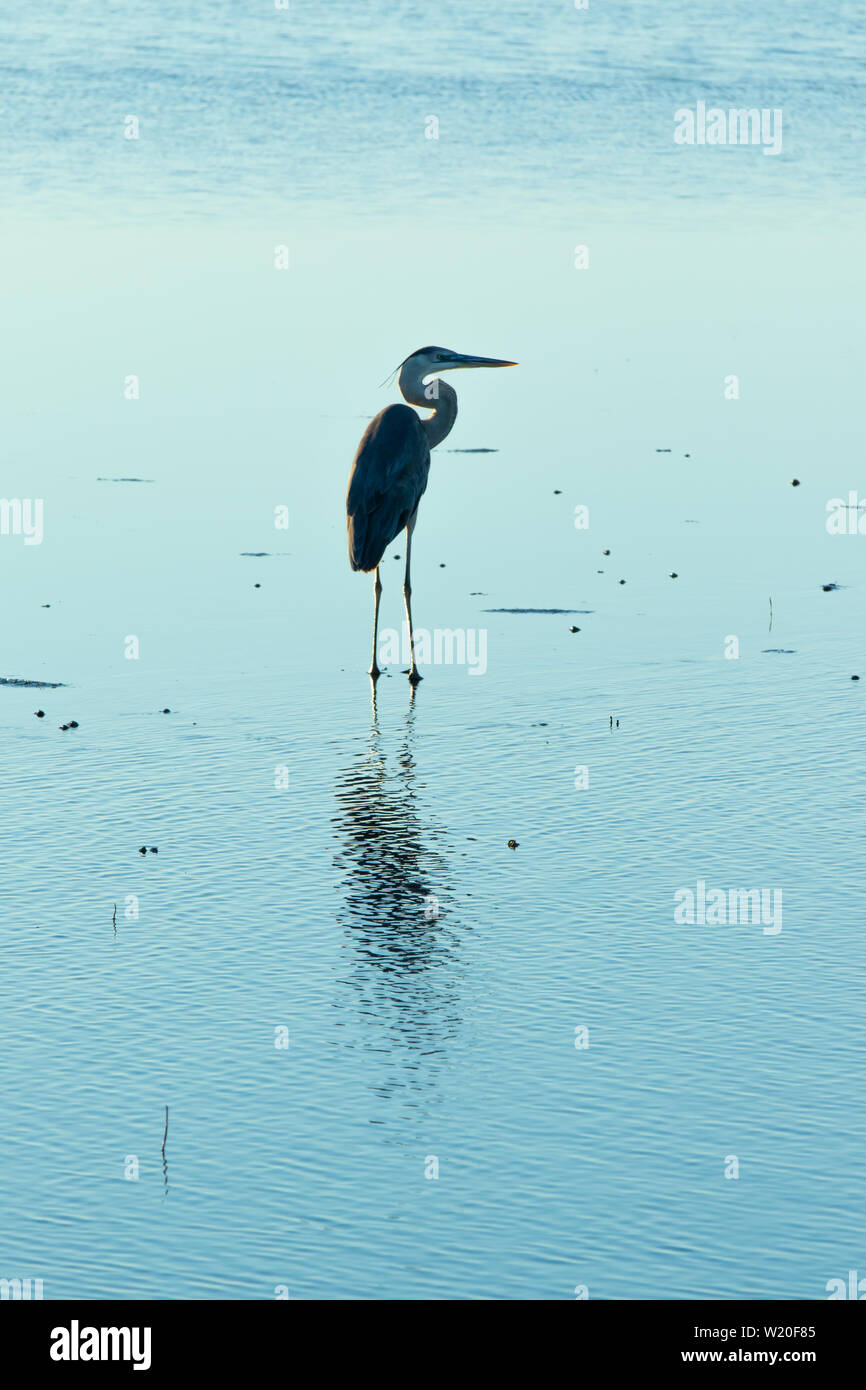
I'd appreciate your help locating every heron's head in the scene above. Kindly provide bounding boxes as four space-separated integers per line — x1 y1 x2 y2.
402 346 518 379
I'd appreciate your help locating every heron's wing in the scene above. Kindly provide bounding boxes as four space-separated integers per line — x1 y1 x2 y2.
346 404 431 572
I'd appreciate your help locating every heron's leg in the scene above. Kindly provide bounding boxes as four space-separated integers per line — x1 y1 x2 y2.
369 567 382 680
403 520 422 684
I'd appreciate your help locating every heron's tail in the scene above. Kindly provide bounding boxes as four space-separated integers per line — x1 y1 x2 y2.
347 516 384 573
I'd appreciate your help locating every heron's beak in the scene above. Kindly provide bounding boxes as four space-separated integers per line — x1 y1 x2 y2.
447 353 518 369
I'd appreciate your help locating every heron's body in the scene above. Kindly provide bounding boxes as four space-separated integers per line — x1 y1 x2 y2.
346 346 516 682
347 405 430 573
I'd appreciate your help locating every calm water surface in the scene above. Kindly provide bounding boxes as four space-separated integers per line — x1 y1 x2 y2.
0 0 863 1299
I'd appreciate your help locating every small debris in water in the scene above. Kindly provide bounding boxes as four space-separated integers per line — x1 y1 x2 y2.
439 563 446 567
150 847 158 854
161 708 171 714
602 549 610 555
852 675 860 681
822 583 840 592
254 583 261 588
69 720 79 728
139 846 147 854
619 579 626 585
507 839 519 850
484 608 592 615
792 479 800 486
41 604 51 608
59 724 69 731
35 710 45 718
240 552 269 557
684 453 691 458
670 571 678 578
656 448 671 453
1 677 65 688
553 489 562 494
569 625 580 633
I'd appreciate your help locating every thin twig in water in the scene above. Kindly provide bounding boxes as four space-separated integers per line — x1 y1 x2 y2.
768 597 774 633
162 1105 169 1156
112 903 117 932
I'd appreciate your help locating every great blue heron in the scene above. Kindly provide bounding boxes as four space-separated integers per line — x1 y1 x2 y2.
346 346 516 683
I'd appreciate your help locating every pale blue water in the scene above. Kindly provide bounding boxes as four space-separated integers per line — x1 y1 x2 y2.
0 1 864 1300
3 0 865 216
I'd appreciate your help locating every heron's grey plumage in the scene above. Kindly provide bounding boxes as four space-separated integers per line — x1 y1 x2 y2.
346 405 430 573
347 345 517 681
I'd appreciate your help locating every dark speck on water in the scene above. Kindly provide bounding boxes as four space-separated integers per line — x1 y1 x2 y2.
569 625 580 633
822 583 840 591
1 677 65 688
507 839 519 850
792 479 801 486
484 608 592 615
240 552 269 557
34 710 44 718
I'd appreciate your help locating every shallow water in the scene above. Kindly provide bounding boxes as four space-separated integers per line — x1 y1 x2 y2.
0 2 864 1300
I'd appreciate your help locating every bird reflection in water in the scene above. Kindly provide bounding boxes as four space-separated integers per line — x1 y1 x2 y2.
332 688 464 1092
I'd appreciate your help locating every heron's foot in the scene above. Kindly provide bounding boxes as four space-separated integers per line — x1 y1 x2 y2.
407 667 423 685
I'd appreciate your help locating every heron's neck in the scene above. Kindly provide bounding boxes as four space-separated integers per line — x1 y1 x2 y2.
399 363 457 449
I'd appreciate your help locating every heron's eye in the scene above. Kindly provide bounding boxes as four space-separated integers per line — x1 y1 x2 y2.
436 353 445 361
